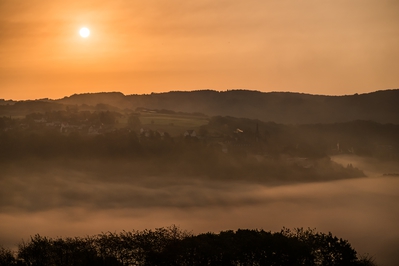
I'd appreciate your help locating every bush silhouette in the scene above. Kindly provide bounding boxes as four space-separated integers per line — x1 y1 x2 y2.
0 226 378 266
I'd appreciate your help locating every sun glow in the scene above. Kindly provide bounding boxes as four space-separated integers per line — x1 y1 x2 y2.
79 27 90 38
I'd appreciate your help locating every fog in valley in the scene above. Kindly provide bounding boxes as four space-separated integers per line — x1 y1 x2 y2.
1 92 399 265
1 155 398 265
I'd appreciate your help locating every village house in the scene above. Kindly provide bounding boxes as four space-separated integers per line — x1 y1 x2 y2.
184 130 197 138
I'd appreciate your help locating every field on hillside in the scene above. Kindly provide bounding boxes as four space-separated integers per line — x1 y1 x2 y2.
137 112 209 136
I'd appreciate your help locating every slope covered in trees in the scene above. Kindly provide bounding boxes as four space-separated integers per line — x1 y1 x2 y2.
2 89 399 124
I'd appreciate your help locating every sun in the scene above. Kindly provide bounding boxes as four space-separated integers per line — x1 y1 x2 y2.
79 27 90 38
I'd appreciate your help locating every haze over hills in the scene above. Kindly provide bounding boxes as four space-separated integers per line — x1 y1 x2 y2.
2 89 398 124
1 89 399 266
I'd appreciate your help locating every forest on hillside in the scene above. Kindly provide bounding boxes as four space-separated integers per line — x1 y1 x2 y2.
5 109 398 185
1 89 399 124
1 106 398 186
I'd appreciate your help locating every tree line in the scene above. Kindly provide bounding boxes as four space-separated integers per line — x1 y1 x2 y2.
0 226 376 266
1 112 398 160
0 128 365 185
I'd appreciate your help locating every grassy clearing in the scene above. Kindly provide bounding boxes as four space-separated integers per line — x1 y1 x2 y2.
138 113 209 136
140 114 207 126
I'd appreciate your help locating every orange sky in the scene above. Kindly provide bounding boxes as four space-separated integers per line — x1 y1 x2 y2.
1 0 398 100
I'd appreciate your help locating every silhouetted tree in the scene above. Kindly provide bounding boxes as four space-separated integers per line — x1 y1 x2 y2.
0 246 16 266
5 227 378 266
127 115 141 129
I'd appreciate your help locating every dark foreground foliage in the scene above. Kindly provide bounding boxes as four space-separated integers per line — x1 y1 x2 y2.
0 226 377 266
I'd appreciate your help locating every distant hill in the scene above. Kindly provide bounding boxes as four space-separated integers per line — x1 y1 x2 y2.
57 89 399 124
2 89 399 124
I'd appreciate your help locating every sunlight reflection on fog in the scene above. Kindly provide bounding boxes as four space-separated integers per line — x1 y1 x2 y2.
0 155 398 265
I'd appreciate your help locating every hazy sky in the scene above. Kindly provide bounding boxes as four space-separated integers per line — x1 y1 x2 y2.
1 0 398 100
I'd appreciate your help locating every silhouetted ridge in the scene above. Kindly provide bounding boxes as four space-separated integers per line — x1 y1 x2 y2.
58 89 399 124
60 92 128 107
2 89 398 124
